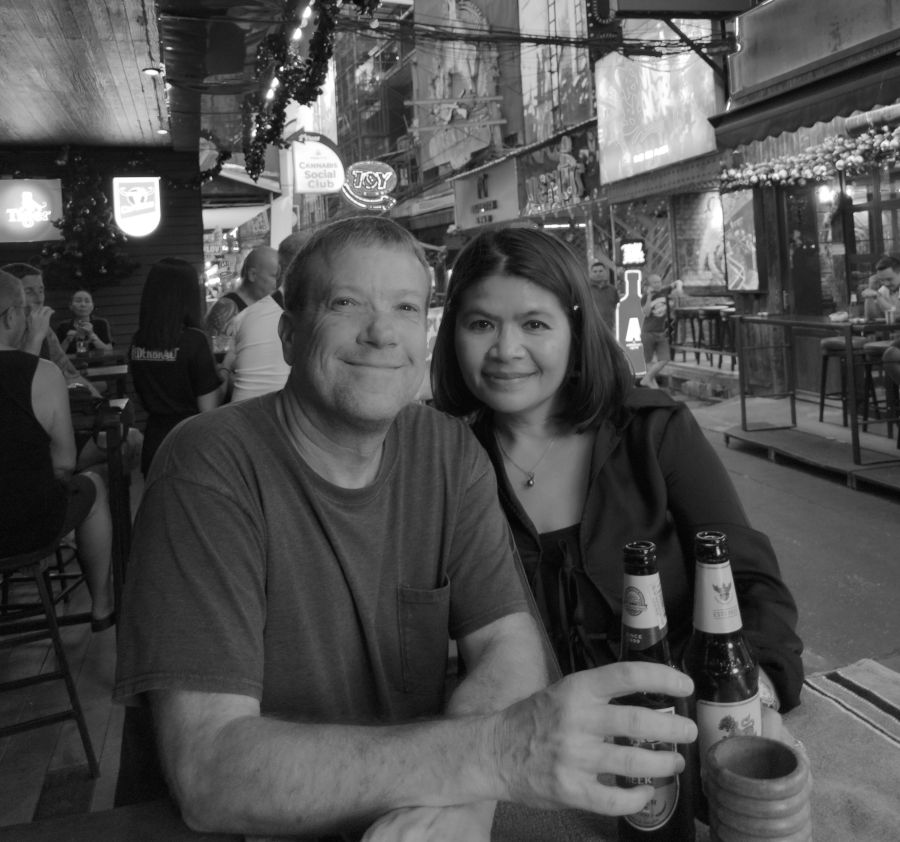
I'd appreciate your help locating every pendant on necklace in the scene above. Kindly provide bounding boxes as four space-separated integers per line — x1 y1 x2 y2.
525 474 535 488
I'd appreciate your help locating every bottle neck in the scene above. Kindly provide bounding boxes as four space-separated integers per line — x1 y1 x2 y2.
692 560 743 633
621 569 669 652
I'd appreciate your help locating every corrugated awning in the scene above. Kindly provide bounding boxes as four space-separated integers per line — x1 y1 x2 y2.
710 54 900 148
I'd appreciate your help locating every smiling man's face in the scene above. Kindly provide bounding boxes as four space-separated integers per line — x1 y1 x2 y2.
278 244 430 435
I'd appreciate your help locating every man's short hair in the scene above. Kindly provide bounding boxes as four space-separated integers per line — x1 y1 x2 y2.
277 231 314 283
0 269 23 308
0 262 42 280
875 255 900 273
283 216 430 312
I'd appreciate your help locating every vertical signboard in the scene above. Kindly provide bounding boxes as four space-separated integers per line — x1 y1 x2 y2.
618 239 647 377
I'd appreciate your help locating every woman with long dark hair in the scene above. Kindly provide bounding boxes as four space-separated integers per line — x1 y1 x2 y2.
431 227 803 720
130 259 223 476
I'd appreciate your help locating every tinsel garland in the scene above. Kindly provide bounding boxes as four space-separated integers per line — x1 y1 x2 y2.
243 0 380 181
720 124 900 193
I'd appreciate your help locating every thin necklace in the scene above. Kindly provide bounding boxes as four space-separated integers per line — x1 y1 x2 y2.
495 433 556 489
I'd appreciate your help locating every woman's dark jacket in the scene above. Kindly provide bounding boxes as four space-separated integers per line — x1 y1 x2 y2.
472 388 804 711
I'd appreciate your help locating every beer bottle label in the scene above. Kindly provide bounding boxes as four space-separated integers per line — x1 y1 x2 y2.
693 561 742 633
696 694 762 762
622 572 668 649
620 706 679 831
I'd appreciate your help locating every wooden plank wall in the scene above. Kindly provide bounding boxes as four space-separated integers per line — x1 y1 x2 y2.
0 146 204 417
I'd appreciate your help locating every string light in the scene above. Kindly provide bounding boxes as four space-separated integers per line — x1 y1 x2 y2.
242 0 381 181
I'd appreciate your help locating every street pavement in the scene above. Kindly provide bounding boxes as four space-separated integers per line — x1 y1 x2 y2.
686 396 900 676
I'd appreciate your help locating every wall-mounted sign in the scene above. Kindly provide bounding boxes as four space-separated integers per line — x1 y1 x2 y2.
291 132 345 194
620 238 647 266
453 159 519 229
0 179 63 242
112 176 161 237
342 161 398 211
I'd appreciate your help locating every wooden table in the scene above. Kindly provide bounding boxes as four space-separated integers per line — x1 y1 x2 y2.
69 350 129 397
6 658 899 841
734 314 900 465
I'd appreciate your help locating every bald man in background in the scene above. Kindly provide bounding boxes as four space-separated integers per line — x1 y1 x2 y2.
204 245 278 344
219 232 311 402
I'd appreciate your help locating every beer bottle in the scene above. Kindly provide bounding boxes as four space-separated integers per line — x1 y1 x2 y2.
682 530 761 820
615 540 695 842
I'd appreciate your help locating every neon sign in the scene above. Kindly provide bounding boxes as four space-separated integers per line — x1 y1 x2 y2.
113 176 161 237
341 161 398 211
0 179 63 243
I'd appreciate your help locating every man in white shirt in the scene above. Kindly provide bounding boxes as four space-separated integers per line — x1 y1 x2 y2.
222 231 311 402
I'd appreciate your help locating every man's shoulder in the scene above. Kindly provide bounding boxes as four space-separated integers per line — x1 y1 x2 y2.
150 397 275 478
395 404 490 472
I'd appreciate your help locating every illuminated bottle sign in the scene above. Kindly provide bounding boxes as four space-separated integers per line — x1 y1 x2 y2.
0 179 64 243
617 238 647 376
113 176 161 237
341 161 398 211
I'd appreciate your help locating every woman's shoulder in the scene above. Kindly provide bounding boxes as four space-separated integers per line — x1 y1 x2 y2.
624 387 682 412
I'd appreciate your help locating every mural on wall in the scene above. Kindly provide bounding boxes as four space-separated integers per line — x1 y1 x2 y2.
519 0 594 145
722 189 759 291
415 0 500 171
521 124 600 215
672 192 727 287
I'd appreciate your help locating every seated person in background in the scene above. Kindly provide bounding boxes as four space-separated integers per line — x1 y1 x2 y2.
587 259 620 332
55 288 113 353
1 262 99 396
639 273 683 389
204 244 278 348
431 227 802 716
861 254 900 315
129 259 224 477
0 271 115 631
114 216 697 840
219 231 310 402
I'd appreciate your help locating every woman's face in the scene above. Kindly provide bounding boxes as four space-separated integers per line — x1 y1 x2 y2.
70 291 94 320
454 273 572 424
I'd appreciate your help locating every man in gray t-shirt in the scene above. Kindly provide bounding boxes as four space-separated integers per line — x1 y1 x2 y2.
114 217 696 841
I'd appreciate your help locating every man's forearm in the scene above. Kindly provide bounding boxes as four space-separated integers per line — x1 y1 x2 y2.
157 696 504 838
446 612 550 717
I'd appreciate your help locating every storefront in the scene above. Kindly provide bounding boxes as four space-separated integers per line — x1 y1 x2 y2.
709 0 900 392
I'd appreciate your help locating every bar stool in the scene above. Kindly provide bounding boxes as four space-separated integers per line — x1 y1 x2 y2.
863 340 900 441
0 540 99 777
818 336 870 426
884 344 900 447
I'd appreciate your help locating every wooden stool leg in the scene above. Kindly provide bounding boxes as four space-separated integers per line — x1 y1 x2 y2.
31 564 100 777
818 354 829 422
